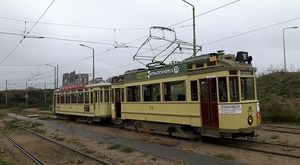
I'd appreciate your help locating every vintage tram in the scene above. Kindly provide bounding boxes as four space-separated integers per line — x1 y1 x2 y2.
53 83 112 123
110 50 261 138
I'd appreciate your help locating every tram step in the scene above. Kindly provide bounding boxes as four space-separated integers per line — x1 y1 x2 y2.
201 127 221 138
114 118 123 125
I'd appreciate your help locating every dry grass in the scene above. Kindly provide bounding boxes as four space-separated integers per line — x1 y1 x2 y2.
157 139 179 147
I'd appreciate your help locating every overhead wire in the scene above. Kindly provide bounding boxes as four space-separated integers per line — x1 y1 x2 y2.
0 0 56 65
0 16 148 31
2 0 299 89
202 16 300 46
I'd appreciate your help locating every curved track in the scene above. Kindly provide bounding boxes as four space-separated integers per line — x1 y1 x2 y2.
0 130 44 165
203 138 300 159
262 125 300 135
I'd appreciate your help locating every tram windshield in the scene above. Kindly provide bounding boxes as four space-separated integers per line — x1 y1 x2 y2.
241 77 255 100
228 76 255 102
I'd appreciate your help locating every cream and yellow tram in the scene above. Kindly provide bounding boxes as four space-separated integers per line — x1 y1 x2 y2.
111 51 262 138
53 83 111 122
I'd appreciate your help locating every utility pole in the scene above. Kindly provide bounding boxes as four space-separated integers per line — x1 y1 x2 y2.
46 64 56 89
182 0 196 57
79 44 95 84
44 82 46 104
6 79 7 106
283 26 298 72
26 79 30 117
57 65 59 88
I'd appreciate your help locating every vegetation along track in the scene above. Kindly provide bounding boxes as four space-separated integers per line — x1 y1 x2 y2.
262 124 300 135
0 130 44 165
203 138 300 159
0 119 112 165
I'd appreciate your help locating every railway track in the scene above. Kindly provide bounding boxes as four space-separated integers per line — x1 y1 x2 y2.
203 138 300 159
26 129 113 165
0 130 44 165
0 119 112 165
262 124 300 135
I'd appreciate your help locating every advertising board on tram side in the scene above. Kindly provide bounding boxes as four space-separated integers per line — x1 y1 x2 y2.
218 104 242 114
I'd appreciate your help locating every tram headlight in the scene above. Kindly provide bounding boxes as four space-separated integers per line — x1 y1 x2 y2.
247 115 253 125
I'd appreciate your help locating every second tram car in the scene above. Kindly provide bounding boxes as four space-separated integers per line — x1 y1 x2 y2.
53 83 111 123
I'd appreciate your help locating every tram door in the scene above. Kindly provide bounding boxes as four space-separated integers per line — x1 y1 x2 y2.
115 88 122 118
200 78 219 128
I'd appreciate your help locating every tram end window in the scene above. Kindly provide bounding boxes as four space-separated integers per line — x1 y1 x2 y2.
218 77 228 102
241 77 255 100
229 77 239 102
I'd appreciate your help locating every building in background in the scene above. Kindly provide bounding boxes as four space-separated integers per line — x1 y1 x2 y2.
62 71 89 87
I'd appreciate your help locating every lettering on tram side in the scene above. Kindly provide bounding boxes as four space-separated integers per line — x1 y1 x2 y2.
123 64 187 82
218 104 242 114
147 64 187 78
149 106 154 110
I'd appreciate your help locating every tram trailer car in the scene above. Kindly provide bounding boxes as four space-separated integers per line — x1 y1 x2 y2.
53 83 112 123
110 50 261 138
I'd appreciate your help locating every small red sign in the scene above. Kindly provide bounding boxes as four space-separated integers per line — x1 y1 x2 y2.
60 83 85 91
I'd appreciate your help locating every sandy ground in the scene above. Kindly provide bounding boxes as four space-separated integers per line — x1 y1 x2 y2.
1 110 300 165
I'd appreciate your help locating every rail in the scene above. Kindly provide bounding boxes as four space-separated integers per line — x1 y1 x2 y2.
0 130 44 165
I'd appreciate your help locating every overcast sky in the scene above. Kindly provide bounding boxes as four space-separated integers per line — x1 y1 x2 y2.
0 0 299 90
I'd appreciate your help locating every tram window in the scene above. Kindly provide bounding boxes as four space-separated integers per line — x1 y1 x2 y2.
163 81 186 101
143 83 160 102
90 92 94 103
229 77 239 101
121 88 124 102
66 93 71 103
207 61 216 66
211 80 217 101
200 81 207 101
111 89 115 103
190 81 198 101
57 94 59 103
241 77 255 100
100 90 103 102
78 93 83 103
95 91 98 103
229 71 237 75
84 92 89 104
60 94 65 104
218 77 228 102
104 90 110 102
71 91 77 103
126 85 140 102
196 63 204 68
